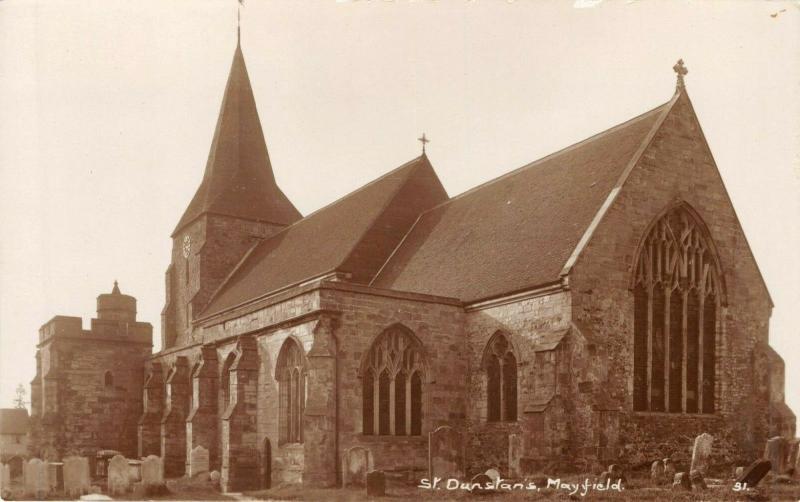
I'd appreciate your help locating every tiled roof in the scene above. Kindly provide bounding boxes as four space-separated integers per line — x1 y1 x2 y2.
173 42 301 236
0 408 29 435
201 155 447 316
371 101 671 302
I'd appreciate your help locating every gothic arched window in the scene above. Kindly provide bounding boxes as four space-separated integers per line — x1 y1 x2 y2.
362 326 425 436
220 352 236 411
104 371 114 388
483 332 517 422
632 205 720 414
276 338 305 444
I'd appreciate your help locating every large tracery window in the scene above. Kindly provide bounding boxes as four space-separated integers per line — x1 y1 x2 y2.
633 205 720 414
362 326 424 436
483 332 517 422
220 352 236 411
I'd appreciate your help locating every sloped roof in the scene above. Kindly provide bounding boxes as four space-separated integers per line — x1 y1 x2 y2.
173 42 301 236
0 408 29 435
202 155 447 316
372 102 671 302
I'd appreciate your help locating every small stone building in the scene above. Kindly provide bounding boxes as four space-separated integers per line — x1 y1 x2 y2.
29 282 152 461
32 41 794 491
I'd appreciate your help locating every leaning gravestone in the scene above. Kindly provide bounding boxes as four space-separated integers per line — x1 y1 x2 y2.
764 436 787 474
428 426 465 480
366 470 386 497
141 455 164 488
24 458 49 499
508 434 522 478
672 472 691 491
736 459 771 488
63 456 91 497
342 446 373 487
107 455 131 495
189 446 210 478
470 473 493 494
650 460 664 484
690 433 714 475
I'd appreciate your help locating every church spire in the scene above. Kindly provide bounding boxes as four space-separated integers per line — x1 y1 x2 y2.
172 39 301 236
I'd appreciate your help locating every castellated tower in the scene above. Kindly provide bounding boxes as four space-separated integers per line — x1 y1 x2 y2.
29 282 152 460
161 40 301 350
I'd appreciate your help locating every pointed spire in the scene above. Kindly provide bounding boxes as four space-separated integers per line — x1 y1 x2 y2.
112 280 121 295
173 38 301 236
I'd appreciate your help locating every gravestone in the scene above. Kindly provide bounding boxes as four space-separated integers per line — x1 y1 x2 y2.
764 436 787 474
485 468 501 480
470 473 493 494
663 458 676 481
127 460 142 482
785 440 799 475
342 446 373 487
734 466 744 479
24 458 49 499
508 434 522 478
63 456 91 497
608 464 626 486
597 471 610 484
366 470 386 497
650 460 664 483
107 455 131 495
690 469 707 490
690 433 714 475
736 459 771 488
48 462 64 491
141 455 164 487
672 472 691 491
189 445 210 478
1 462 10 496
428 426 465 480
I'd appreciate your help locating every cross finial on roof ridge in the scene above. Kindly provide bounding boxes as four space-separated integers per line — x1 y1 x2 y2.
418 133 430 154
673 59 688 91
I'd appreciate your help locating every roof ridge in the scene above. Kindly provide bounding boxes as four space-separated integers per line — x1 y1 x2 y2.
337 158 424 274
557 91 680 278
200 154 426 312
435 99 674 209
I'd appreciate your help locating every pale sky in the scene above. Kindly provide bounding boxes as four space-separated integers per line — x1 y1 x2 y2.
1 0 798 416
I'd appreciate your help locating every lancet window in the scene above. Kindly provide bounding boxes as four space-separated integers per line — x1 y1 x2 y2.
633 205 720 414
362 326 424 436
277 338 306 444
483 332 517 422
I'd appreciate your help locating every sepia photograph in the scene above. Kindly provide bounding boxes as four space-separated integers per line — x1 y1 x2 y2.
0 0 798 500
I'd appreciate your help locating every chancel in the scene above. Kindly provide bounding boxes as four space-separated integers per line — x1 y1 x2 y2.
28 38 794 492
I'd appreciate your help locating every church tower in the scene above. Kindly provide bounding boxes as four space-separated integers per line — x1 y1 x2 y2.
162 40 301 349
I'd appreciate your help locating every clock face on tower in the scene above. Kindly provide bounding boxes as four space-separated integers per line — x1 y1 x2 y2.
182 235 191 258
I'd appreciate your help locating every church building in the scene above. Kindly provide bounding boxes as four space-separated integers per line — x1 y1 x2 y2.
30 38 795 492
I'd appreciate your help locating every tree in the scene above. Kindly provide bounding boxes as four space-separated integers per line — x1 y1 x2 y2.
13 383 28 409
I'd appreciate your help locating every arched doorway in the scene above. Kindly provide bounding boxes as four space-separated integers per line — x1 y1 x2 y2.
260 437 271 489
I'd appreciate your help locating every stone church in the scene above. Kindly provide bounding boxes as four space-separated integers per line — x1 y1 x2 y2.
30 39 795 492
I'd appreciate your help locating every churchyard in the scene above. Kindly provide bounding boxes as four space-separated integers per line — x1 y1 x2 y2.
1 428 799 500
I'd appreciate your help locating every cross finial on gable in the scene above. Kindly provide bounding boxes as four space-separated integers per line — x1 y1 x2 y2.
673 59 688 91
418 133 430 154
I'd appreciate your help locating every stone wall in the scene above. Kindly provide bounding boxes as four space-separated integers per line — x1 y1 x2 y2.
568 91 788 468
31 315 152 460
